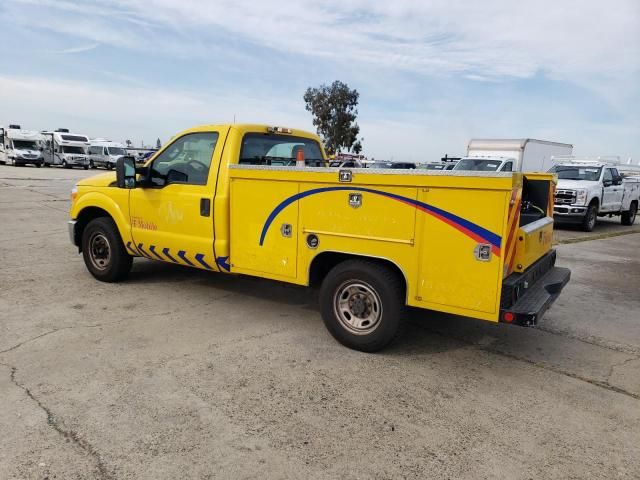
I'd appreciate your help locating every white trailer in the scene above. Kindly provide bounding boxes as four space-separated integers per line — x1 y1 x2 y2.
0 124 44 167
462 138 573 172
42 129 90 169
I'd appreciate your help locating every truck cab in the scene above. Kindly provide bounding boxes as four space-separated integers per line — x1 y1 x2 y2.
452 156 515 172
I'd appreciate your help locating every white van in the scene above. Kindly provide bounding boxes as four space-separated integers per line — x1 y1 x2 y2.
87 139 127 170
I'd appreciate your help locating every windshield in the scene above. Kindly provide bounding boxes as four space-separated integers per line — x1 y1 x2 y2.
108 147 126 156
12 140 38 150
454 159 502 172
62 146 86 154
240 134 324 167
424 163 445 170
550 165 602 181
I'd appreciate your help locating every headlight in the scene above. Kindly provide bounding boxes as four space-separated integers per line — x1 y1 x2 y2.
575 189 587 205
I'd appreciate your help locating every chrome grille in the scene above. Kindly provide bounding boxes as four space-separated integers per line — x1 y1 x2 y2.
554 189 576 205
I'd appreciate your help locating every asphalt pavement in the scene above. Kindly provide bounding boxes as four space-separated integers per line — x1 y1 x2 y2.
1 165 639 479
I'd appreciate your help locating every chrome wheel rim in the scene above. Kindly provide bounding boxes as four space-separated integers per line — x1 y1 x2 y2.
88 233 111 270
333 280 383 335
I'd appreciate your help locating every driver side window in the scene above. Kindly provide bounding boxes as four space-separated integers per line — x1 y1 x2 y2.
149 132 219 187
603 168 613 184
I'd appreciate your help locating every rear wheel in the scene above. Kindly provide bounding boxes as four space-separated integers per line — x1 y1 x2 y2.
622 202 637 226
319 260 405 352
81 217 133 282
582 204 597 232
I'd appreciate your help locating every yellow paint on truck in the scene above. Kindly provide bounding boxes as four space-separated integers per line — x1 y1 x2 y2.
69 124 570 351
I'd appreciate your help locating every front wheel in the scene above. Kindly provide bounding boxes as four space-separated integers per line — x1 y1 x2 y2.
81 217 133 282
582 204 597 232
622 202 637 226
83 165 89 170
319 260 405 352
36 163 42 168
62 160 70 169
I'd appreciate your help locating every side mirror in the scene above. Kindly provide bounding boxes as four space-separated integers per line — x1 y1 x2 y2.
613 176 622 185
603 179 612 187
116 156 137 189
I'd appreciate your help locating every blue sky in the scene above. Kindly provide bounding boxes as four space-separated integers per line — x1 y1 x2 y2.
1 0 638 161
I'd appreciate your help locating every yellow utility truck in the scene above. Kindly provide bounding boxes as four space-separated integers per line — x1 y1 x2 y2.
69 124 570 351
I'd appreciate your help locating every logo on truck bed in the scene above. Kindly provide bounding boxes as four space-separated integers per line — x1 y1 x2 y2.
259 186 502 256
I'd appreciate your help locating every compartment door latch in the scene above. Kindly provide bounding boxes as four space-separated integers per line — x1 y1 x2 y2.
474 244 492 262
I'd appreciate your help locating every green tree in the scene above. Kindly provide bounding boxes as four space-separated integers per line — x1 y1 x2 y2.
303 80 361 155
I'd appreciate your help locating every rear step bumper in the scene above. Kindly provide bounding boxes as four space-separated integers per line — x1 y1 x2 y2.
500 266 571 327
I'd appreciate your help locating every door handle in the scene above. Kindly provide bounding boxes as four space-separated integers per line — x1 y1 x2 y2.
200 198 211 217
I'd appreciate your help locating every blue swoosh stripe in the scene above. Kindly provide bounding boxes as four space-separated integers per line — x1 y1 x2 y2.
259 186 501 249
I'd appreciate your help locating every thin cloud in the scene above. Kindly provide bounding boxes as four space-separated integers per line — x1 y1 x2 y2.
50 43 100 54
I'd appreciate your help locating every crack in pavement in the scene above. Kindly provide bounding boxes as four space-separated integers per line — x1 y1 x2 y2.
536 325 640 356
0 323 120 356
0 362 115 480
409 320 640 401
606 356 639 384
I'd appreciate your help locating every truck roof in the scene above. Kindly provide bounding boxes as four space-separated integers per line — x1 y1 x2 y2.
468 138 574 151
179 124 322 143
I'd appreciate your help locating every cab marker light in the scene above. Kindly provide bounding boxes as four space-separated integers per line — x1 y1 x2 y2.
71 185 78 202
267 126 292 134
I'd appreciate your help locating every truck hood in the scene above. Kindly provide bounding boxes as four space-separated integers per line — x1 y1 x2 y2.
77 172 116 187
556 179 600 190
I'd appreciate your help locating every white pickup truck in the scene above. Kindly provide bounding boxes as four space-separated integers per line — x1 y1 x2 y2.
551 160 640 231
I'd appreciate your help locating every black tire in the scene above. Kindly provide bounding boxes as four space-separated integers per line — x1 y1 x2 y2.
90 161 97 169
36 163 42 168
622 202 637 226
81 217 133 282
83 165 89 170
319 260 405 352
581 204 597 232
62 160 70 169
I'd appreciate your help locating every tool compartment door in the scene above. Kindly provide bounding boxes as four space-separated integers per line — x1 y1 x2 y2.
416 187 507 315
230 179 299 279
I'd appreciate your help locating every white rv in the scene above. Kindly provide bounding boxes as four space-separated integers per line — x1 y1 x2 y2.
453 138 573 173
0 124 44 167
87 139 127 170
41 129 90 169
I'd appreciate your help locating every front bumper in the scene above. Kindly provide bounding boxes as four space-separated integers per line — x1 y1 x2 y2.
68 220 78 246
553 204 587 223
14 157 43 166
500 250 571 327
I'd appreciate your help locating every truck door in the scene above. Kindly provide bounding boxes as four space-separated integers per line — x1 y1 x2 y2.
129 129 226 271
602 168 622 211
